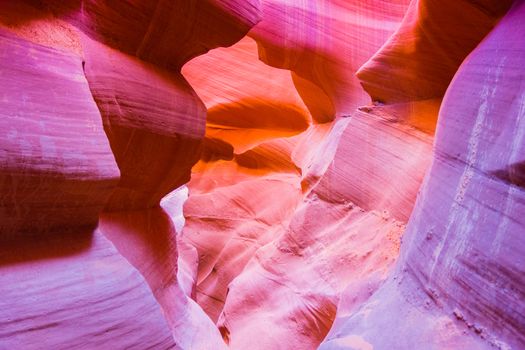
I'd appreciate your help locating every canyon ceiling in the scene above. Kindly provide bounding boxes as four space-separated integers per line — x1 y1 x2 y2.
0 0 524 349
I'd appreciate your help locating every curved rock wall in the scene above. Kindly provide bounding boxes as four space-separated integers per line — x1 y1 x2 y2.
1 0 523 349
250 0 410 121
0 28 119 235
357 0 512 103
0 0 259 348
320 1 525 349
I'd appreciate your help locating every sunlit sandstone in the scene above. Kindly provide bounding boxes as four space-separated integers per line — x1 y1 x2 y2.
0 1 523 349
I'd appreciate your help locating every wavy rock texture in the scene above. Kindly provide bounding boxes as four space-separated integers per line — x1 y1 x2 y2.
320 1 525 349
179 2 437 349
181 36 309 321
48 0 260 70
1 0 524 349
99 209 226 350
0 28 118 235
179 4 417 330
81 35 205 210
357 0 513 103
249 0 410 120
0 230 175 349
0 5 176 347
216 107 433 350
0 0 258 349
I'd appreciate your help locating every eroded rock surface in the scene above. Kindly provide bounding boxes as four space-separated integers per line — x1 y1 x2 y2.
320 1 525 349
1 0 523 349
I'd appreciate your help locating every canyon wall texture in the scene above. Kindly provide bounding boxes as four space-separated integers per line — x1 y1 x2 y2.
0 0 523 349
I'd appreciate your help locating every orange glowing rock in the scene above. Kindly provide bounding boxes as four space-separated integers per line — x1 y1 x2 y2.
217 108 433 349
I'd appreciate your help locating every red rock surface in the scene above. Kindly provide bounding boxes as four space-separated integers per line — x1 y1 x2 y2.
47 0 260 69
1 0 524 349
249 0 410 120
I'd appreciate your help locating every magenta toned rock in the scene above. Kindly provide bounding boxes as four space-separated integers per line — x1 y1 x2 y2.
357 0 513 103
0 29 119 235
401 1 525 345
81 35 205 210
0 230 175 349
0 0 523 348
320 1 525 348
99 208 226 349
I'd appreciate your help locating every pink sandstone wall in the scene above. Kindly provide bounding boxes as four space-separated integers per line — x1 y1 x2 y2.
0 0 523 349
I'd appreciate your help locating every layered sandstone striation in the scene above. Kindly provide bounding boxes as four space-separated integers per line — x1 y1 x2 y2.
0 9 174 346
0 0 523 349
320 1 525 349
1 0 258 348
0 28 118 235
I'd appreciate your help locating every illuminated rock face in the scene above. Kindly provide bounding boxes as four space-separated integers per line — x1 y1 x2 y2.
0 1 523 350
0 1 256 348
319 1 525 349
249 0 411 121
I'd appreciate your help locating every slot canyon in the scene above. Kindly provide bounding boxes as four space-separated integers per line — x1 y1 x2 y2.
0 0 524 349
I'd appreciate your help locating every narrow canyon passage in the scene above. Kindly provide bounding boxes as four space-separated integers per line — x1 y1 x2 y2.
0 1 523 350
179 34 436 349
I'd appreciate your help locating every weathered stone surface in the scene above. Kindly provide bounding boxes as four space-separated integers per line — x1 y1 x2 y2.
0 230 175 349
1 0 523 349
81 35 205 210
320 1 525 349
0 29 119 235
